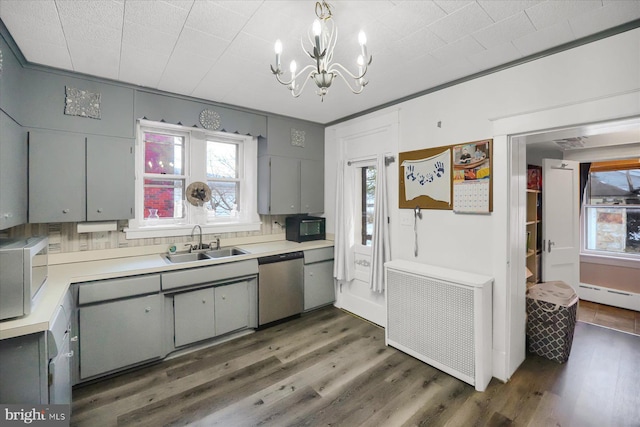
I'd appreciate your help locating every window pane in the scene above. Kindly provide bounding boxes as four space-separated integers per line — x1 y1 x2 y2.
144 178 184 219
585 207 640 254
207 141 237 179
207 181 239 217
144 132 184 175
589 169 640 204
361 166 376 246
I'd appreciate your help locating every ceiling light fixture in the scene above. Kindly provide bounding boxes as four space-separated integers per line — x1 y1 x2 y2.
270 1 372 101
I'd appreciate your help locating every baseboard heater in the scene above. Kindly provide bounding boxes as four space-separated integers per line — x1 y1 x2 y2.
385 260 493 392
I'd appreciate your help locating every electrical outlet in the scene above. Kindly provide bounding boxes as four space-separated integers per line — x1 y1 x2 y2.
94 231 109 243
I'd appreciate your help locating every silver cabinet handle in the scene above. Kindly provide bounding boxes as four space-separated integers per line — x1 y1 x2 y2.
63 209 70 214
97 208 103 213
221 295 226 300
202 300 206 304
70 336 78 342
145 307 151 313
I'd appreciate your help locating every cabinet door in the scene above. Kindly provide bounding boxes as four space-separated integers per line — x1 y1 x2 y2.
48 331 71 404
86 136 134 220
174 288 215 347
215 281 249 336
79 294 162 379
268 156 301 214
29 131 86 223
300 159 324 214
304 260 335 311
0 111 27 230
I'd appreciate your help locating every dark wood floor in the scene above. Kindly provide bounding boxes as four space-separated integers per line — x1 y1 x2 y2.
71 306 640 427
578 299 640 335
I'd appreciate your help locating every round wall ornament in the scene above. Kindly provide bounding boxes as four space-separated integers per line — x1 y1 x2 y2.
186 181 211 206
199 109 221 130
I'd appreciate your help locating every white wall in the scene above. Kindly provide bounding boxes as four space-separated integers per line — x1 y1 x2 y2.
325 28 640 382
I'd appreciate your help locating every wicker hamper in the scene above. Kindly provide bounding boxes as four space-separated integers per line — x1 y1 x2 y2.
526 281 578 363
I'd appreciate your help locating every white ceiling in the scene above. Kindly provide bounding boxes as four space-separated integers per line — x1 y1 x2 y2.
1 0 639 124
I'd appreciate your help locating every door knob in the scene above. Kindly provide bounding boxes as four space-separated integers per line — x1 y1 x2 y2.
547 240 555 252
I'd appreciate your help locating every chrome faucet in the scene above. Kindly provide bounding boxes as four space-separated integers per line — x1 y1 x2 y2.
191 225 203 250
214 235 221 250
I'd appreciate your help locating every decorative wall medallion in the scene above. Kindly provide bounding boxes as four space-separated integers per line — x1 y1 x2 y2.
291 128 305 147
64 86 101 119
199 109 221 130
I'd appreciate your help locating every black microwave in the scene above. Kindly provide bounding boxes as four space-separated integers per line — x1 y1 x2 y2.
285 216 326 242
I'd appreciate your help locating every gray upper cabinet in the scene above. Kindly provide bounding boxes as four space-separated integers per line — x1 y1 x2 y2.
29 131 86 223
258 116 325 215
86 136 134 221
0 111 27 230
29 130 134 223
260 116 323 160
301 159 324 214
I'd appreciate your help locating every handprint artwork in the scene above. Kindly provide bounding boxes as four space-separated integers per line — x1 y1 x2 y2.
401 149 451 204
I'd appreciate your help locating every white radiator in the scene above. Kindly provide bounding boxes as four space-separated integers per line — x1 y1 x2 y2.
385 260 493 392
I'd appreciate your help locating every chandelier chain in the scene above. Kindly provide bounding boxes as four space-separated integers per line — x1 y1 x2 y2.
315 1 333 20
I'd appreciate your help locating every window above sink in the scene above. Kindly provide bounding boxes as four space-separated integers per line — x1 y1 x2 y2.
125 120 261 239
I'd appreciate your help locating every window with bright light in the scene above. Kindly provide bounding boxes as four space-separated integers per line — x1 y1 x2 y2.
360 165 376 246
583 164 640 256
126 120 260 238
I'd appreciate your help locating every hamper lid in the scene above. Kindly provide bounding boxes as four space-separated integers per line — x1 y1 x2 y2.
527 281 578 307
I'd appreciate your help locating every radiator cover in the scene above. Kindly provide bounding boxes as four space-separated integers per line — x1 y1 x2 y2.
385 260 493 391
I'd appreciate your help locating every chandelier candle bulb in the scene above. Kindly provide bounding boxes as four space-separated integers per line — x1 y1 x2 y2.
313 19 322 52
358 31 367 59
274 39 282 70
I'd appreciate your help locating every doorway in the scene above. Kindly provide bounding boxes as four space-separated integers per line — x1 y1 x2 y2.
517 118 640 326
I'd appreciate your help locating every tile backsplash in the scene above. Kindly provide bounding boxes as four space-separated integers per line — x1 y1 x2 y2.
0 215 289 255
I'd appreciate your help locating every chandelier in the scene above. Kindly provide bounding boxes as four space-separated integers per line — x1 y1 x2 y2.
270 1 372 101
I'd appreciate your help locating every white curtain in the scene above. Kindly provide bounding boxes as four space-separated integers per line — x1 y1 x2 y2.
334 160 355 282
370 154 390 293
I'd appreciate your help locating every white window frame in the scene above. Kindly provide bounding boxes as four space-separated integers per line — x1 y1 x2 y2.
125 120 260 239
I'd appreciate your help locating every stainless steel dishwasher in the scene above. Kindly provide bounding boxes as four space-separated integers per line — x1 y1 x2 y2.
258 251 304 326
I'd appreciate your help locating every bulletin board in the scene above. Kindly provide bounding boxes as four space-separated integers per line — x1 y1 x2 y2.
452 139 493 213
399 146 453 210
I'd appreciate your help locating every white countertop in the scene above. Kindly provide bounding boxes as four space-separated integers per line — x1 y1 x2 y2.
0 239 334 340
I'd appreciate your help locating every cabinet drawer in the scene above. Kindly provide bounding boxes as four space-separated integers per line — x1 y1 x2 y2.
78 274 160 305
161 259 258 291
304 247 334 264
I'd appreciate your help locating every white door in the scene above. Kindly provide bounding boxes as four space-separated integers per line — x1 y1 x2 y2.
542 159 580 289
332 112 398 327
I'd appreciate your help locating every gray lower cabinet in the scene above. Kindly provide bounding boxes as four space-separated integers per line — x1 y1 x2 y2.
303 248 335 311
77 275 162 380
174 287 215 347
0 290 74 404
173 281 251 347
215 281 250 336
0 333 47 403
79 294 162 379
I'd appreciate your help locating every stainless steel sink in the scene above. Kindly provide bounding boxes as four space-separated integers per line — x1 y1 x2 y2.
164 252 212 263
205 247 248 258
164 247 248 263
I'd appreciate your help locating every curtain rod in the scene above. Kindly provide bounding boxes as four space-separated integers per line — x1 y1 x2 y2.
348 155 395 167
